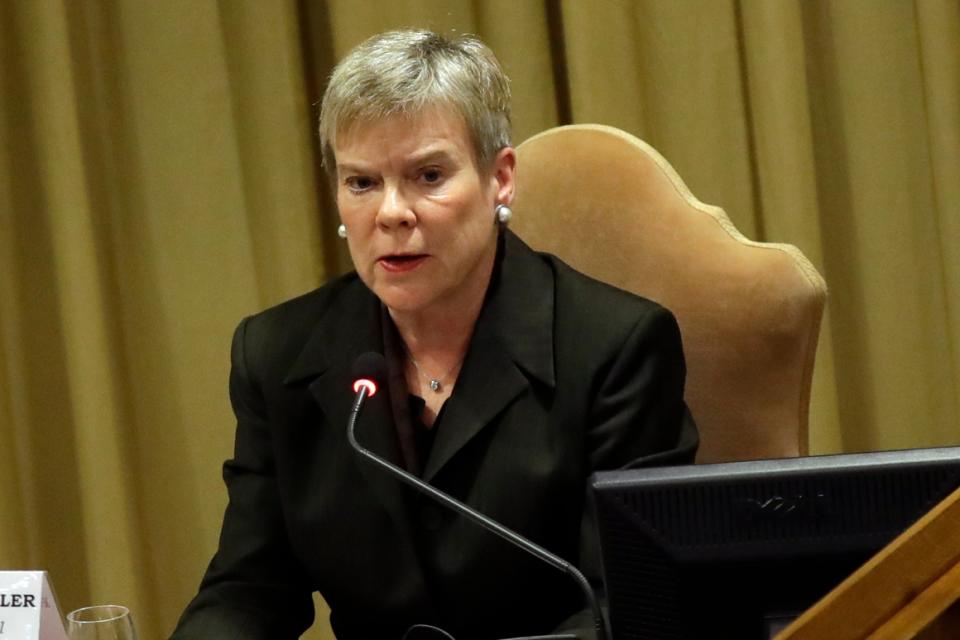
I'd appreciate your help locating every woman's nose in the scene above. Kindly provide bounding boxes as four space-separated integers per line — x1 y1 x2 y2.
376 184 416 229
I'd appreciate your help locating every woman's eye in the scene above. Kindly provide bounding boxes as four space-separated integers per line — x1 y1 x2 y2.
345 176 374 192
421 168 442 184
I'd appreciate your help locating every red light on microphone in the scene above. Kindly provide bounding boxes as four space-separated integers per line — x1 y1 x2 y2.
353 378 378 397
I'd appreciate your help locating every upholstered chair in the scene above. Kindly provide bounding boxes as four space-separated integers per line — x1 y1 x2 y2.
512 124 826 463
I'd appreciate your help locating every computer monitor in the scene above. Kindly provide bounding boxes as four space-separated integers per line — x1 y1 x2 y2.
589 446 960 640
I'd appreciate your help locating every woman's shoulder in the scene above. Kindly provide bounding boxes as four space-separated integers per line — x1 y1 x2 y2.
507 230 665 318
542 250 674 333
552 257 662 310
247 271 362 331
504 230 675 347
232 271 369 370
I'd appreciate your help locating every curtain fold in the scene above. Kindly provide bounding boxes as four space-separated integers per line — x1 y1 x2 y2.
218 1 327 306
917 0 960 426
1 2 957 639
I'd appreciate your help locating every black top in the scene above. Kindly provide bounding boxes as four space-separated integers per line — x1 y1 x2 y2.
381 303 446 476
171 230 698 640
408 394 442 471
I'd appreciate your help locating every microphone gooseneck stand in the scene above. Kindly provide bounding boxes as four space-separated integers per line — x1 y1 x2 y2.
347 374 607 640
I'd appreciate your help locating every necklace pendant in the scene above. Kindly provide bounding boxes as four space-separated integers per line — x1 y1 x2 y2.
429 379 442 393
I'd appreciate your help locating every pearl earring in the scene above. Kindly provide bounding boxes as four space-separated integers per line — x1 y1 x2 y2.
337 224 347 238
495 204 512 225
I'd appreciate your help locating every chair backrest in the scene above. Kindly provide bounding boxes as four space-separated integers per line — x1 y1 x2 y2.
513 124 826 463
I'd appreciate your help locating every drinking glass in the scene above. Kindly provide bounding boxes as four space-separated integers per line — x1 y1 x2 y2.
66 605 138 640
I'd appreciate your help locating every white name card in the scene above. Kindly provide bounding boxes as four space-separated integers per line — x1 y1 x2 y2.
0 572 68 640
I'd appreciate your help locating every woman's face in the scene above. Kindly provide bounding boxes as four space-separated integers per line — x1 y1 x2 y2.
334 106 515 317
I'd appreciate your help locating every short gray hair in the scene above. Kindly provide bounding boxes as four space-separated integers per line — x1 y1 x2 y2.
319 29 512 174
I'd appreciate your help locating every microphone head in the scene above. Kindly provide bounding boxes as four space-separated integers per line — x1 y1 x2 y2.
351 351 387 397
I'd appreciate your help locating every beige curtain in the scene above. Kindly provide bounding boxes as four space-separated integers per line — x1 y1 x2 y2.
1 1 957 638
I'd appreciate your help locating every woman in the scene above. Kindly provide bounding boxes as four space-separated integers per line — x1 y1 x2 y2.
172 29 697 640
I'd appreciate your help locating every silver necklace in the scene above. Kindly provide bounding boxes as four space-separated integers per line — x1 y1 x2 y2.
406 350 462 393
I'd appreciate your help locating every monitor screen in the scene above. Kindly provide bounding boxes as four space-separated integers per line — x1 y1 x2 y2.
589 446 960 640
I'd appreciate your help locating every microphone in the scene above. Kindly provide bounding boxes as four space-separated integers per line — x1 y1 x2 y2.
348 352 607 640
349 351 384 409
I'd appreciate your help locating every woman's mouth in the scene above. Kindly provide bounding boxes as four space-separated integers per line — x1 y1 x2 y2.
378 254 428 273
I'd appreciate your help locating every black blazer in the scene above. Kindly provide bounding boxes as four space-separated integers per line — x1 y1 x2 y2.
172 231 697 640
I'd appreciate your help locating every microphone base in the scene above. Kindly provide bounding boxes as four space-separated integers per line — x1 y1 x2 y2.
403 625 582 640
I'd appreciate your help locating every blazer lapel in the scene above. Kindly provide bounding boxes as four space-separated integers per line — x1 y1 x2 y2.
423 231 557 483
283 281 412 538
422 337 528 483
308 368 413 536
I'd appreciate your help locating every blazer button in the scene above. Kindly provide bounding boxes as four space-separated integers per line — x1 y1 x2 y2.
419 504 444 531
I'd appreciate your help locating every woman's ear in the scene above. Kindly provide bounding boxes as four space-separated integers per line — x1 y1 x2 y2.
491 147 517 205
